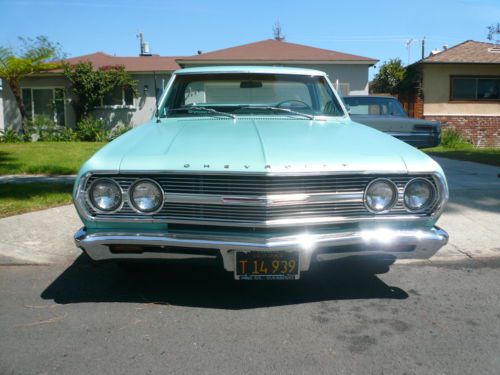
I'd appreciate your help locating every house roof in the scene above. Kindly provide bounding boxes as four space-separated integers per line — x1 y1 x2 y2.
420 40 500 64
177 39 378 64
61 52 182 72
49 39 378 74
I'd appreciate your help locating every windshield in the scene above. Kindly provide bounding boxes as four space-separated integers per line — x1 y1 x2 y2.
343 96 407 117
161 73 345 118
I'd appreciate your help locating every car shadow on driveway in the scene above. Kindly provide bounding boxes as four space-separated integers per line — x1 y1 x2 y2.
41 254 408 309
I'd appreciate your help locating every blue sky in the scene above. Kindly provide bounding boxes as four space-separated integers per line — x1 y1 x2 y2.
1 0 499 78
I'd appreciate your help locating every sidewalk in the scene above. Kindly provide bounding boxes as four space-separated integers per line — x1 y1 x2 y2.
0 175 76 184
0 157 498 265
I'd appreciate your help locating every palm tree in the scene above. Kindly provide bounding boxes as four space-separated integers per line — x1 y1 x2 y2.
0 36 62 135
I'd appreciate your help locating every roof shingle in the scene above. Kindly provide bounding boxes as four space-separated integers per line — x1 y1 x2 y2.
177 39 377 63
62 52 181 72
421 40 500 64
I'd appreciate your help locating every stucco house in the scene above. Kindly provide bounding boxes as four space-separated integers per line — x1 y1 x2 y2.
1 39 377 130
413 40 500 147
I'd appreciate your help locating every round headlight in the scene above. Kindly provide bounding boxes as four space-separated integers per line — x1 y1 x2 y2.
364 179 398 213
404 178 435 211
89 178 122 212
129 179 163 213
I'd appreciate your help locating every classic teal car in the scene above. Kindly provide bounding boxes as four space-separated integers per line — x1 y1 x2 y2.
73 66 449 280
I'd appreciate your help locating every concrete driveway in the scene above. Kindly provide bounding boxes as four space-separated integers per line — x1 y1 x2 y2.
0 156 499 265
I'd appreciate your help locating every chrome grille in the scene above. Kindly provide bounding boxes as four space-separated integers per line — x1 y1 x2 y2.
82 173 440 227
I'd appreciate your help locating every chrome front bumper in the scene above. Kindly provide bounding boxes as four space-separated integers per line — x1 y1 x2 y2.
74 226 448 272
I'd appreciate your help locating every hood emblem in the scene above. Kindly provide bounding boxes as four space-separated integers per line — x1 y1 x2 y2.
183 163 337 170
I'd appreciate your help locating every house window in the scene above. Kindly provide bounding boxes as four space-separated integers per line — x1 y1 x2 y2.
101 85 134 107
450 76 500 101
21 87 66 126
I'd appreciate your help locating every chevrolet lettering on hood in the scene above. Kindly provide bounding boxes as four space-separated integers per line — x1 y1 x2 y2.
73 66 449 281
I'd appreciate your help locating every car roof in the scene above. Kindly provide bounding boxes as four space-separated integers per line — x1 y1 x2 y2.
174 65 327 76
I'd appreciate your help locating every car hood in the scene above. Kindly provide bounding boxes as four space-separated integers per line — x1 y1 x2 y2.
80 117 442 175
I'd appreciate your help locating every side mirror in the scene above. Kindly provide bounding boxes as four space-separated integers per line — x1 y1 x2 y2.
344 104 351 115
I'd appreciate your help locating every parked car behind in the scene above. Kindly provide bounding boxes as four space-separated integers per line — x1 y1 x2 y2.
343 95 441 149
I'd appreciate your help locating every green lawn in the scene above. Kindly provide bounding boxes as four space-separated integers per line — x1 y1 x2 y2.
0 183 73 218
424 145 500 167
0 142 105 175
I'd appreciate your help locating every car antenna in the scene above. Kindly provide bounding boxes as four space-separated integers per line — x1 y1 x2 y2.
153 71 160 123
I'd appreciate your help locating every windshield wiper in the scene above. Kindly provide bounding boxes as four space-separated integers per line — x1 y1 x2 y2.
169 106 236 119
237 106 314 120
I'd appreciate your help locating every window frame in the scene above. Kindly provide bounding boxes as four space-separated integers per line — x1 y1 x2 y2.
96 86 135 109
450 75 500 102
21 86 67 126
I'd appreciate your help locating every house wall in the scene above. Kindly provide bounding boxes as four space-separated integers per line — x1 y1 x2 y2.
302 64 370 95
91 73 171 128
422 63 500 147
2 73 171 131
422 63 500 116
179 62 371 95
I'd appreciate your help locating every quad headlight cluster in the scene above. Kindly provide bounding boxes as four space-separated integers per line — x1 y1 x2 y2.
364 177 436 213
88 178 164 214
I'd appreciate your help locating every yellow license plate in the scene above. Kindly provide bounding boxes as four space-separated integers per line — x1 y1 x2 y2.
235 251 300 280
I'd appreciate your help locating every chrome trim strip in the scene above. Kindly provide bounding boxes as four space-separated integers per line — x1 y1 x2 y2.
74 226 449 271
80 169 413 177
387 132 438 137
164 191 364 206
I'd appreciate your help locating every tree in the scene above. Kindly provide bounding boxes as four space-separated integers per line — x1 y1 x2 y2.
0 36 64 135
63 62 137 120
371 58 406 94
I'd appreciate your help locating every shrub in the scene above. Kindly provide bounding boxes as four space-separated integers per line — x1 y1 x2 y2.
26 115 80 142
0 128 24 143
59 127 78 141
75 116 109 142
28 115 62 141
441 128 471 149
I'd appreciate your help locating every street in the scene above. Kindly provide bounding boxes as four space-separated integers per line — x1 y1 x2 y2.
0 156 499 374
0 257 499 375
